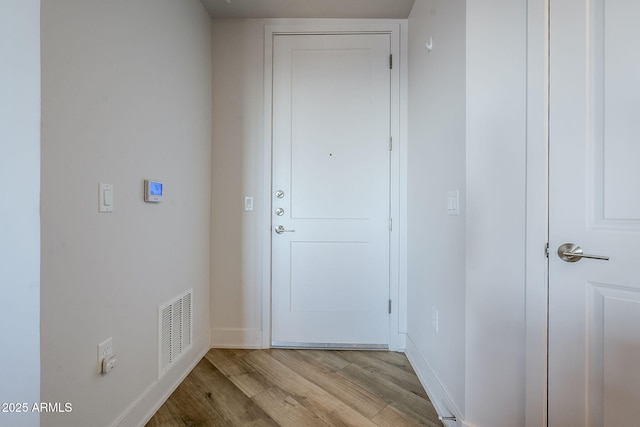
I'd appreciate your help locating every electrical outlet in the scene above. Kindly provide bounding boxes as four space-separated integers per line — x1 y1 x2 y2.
432 308 439 333
98 338 113 373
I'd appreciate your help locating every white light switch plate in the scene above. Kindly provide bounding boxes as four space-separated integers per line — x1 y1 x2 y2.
244 196 253 211
99 183 113 213
447 190 459 216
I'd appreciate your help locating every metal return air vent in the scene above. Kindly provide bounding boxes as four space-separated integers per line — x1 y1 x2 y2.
158 289 192 378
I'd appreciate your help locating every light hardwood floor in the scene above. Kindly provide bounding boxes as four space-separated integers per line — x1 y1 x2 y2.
146 349 443 427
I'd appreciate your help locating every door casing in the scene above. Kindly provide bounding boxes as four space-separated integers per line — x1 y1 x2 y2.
525 2 550 427
261 20 407 351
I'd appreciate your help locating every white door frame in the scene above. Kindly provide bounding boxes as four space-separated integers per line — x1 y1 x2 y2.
525 1 550 426
261 20 408 350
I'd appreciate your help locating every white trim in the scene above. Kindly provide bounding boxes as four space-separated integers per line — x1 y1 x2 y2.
397 22 409 337
112 330 210 427
405 335 465 427
272 342 388 350
211 328 262 349
525 1 549 427
261 19 408 350
261 21 274 349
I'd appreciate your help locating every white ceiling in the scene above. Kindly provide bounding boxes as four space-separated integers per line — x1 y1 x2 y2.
201 0 416 19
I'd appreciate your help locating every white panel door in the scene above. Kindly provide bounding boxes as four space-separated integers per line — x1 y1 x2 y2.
271 34 391 347
549 0 640 425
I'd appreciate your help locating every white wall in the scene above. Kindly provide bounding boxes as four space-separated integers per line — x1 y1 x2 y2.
210 19 266 347
465 0 527 426
405 0 467 419
0 1 41 426
407 1 530 425
40 1 212 426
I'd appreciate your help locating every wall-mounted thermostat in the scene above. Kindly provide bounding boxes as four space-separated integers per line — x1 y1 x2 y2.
144 180 163 202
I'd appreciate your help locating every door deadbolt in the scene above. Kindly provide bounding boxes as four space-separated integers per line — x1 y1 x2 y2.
275 208 284 216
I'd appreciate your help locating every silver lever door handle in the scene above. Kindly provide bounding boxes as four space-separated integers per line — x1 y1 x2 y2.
557 243 609 263
275 225 295 234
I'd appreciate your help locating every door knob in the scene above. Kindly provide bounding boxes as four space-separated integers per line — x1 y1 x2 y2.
557 243 609 262
275 225 295 234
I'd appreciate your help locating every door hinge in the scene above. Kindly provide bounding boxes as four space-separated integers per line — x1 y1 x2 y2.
389 218 393 232
389 136 393 151
389 299 392 314
389 54 393 69
545 242 550 258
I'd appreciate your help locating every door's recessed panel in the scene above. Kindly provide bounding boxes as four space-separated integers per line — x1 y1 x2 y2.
290 49 376 220
592 0 640 227
588 283 640 426
290 242 374 312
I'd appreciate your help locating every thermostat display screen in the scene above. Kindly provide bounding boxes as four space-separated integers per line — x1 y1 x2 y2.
144 180 163 202
149 182 162 196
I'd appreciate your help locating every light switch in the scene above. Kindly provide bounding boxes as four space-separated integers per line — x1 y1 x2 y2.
447 190 459 216
99 183 113 213
244 196 253 211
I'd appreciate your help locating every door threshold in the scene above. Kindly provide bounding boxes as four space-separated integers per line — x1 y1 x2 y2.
271 342 389 350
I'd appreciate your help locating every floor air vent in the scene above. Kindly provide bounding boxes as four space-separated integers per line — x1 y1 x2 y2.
158 289 193 378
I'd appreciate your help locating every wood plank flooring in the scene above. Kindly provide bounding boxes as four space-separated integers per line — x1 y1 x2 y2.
146 349 443 427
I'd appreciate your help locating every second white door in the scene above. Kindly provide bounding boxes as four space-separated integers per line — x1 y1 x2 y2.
548 0 640 425
271 34 391 347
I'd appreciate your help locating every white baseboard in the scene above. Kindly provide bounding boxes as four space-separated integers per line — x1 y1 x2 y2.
110 330 210 427
404 335 467 427
210 328 262 348
389 331 407 351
